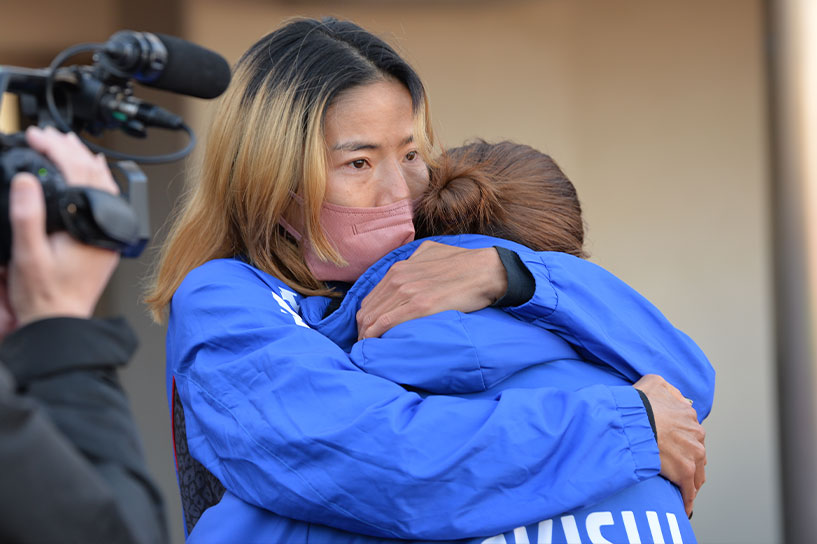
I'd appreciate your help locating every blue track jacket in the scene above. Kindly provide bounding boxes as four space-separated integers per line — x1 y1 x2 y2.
299 235 715 543
167 234 714 543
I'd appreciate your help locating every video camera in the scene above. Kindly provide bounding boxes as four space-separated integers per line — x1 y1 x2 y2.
0 31 231 263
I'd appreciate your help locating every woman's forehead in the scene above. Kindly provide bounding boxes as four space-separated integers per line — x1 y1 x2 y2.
324 80 415 150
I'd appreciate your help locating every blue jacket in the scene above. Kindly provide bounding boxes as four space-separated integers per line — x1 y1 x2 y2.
166 234 712 543
298 235 716 543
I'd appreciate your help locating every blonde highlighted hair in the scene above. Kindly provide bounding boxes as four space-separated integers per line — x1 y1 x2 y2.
145 18 435 322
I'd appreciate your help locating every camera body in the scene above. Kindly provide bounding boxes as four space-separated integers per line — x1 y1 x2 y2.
0 132 148 264
0 30 230 263
0 66 147 264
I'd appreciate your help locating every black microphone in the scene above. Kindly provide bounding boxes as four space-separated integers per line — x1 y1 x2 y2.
101 31 231 99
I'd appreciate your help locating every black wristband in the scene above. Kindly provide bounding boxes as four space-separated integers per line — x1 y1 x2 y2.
636 388 657 439
491 246 535 307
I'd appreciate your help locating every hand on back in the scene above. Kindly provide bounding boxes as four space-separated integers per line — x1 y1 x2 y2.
635 373 706 517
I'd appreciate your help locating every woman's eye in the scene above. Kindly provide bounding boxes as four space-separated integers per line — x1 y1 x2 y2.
405 151 418 161
350 159 367 169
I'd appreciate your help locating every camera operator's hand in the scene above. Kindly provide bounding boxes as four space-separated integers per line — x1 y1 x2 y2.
2 126 120 330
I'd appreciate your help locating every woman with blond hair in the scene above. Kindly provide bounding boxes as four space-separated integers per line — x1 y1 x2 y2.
147 17 706 542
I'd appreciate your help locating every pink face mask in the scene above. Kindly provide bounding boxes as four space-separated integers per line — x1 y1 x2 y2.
280 196 415 282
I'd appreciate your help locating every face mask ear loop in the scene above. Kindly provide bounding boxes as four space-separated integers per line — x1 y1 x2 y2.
279 191 305 242
278 217 302 242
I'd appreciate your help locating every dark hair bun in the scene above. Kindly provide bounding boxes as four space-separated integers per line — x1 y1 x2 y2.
414 146 504 238
415 140 586 257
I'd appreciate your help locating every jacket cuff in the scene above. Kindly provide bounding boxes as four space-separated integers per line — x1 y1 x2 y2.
502 252 559 321
0 317 137 387
609 386 661 480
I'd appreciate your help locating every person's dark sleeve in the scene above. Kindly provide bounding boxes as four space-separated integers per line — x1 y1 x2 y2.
0 317 167 544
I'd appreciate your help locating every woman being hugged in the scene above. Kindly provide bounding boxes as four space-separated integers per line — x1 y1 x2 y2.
147 17 705 542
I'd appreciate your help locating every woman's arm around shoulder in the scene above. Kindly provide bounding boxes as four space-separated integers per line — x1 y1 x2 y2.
354 235 714 419
505 248 715 421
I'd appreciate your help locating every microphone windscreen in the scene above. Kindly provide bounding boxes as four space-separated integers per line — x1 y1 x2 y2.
149 34 231 99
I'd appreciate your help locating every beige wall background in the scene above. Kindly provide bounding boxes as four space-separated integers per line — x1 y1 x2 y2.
2 1 780 543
